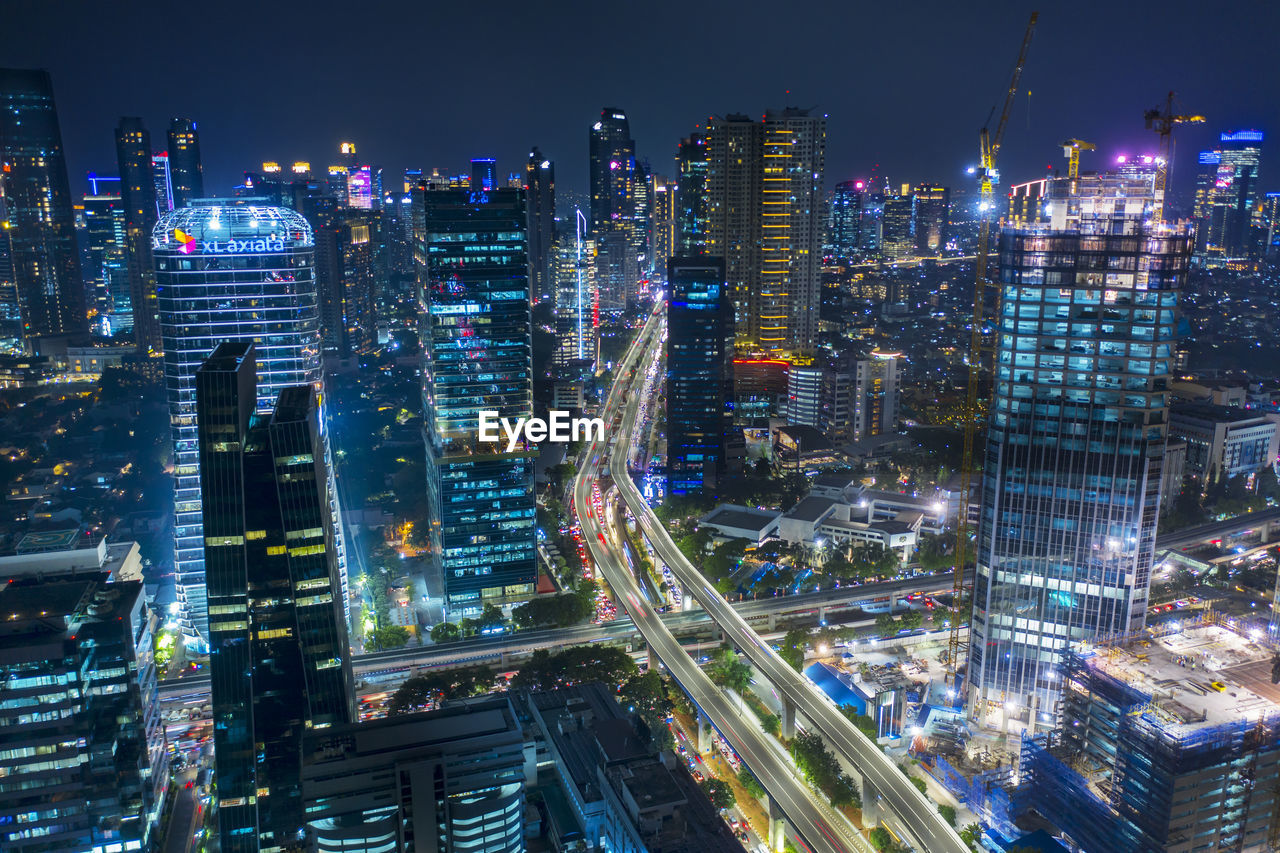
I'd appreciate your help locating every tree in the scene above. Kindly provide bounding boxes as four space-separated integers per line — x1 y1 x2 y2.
510 646 637 691
389 665 493 713
938 804 957 826
699 777 736 810
875 612 898 635
779 629 809 671
761 714 781 736
959 823 983 850
737 767 766 800
708 647 753 695
909 775 927 795
430 622 461 643
368 625 410 650
868 827 895 852
899 609 923 631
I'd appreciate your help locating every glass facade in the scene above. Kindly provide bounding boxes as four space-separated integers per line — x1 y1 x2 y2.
0 68 85 341
198 343 353 853
154 201 325 646
115 117 160 352
415 187 536 616
969 224 1191 727
81 192 132 335
666 256 732 495
166 118 203 211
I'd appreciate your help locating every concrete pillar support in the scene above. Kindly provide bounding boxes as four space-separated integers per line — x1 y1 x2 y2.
781 697 796 740
768 795 786 853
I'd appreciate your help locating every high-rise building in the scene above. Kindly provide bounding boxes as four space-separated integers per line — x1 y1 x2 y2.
1192 130 1263 260
346 165 374 210
0 575 167 853
783 359 823 427
166 117 203 209
666 256 733 495
677 133 709 255
414 187 535 616
0 68 86 341
881 193 914 260
759 107 825 355
851 351 901 441
151 152 173 215
705 108 826 355
706 114 762 341
197 342 354 853
154 201 324 646
314 208 378 357
116 116 161 352
526 148 556 303
828 179 865 261
81 187 132 335
589 108 639 308
553 210 598 378
858 192 885 254
470 157 497 192
968 169 1191 732
912 183 950 253
649 173 676 281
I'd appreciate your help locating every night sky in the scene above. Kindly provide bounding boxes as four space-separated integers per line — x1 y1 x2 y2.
5 0 1278 205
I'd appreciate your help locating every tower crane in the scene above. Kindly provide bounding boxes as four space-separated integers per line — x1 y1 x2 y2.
947 11 1038 685
1144 92 1204 224
1061 138 1095 186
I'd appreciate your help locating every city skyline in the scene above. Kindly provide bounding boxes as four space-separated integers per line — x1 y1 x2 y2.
3 2 1277 206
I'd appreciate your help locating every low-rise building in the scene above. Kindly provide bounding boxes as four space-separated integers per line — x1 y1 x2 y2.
1168 403 1280 483
0 528 143 582
698 504 782 544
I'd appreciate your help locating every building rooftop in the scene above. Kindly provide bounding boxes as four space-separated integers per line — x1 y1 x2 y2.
784 496 838 523
1169 402 1272 425
701 504 782 533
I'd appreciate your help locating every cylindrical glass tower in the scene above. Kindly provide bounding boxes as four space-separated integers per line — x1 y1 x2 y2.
154 201 321 647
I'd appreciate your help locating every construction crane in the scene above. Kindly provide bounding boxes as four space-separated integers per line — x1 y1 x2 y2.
1144 92 1204 224
947 11 1038 685
1061 138 1095 185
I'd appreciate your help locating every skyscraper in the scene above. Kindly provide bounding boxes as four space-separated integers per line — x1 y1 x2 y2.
151 152 173 215
911 183 950 254
649 174 676 281
166 118 204 209
828 179 865 261
0 68 86 341
470 157 498 191
415 187 535 616
589 108 639 309
81 186 131 335
676 133 709 255
881 193 914 260
705 108 825 355
526 148 556 303
197 342 353 853
313 208 378 357
154 201 324 646
553 210 597 377
967 170 1191 732
116 116 160 352
1192 130 1263 260
666 256 733 495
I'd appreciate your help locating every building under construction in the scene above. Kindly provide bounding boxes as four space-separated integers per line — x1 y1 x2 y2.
1017 637 1280 852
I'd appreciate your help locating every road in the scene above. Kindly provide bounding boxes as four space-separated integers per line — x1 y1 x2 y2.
575 302 868 853
611 303 969 853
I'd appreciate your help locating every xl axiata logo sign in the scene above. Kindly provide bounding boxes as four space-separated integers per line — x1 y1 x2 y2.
172 228 286 254
479 410 605 452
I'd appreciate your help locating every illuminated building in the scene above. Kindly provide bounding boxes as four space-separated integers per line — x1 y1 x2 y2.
0 575 168 853
81 185 132 335
0 68 85 341
526 148 556 303
633 158 652 281
153 200 326 646
858 192 885 254
471 157 497 191
828 179 865 260
166 118 203 209
851 351 901 441
414 187 536 616
881 193 914 260
968 170 1191 732
911 183 949 253
115 116 160 351
552 211 597 377
314 208 378 356
783 359 822 427
649 173 676 281
667 255 733 495
151 152 173 214
196 342 354 853
677 133 709 254
705 108 825 355
589 107 640 311
346 165 373 210
1193 130 1263 260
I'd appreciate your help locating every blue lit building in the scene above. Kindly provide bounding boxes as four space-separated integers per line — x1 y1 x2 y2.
828 179 864 260
967 173 1192 731
666 255 733 495
415 187 536 616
